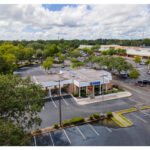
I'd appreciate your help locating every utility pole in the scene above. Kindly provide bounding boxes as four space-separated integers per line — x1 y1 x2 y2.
58 80 62 127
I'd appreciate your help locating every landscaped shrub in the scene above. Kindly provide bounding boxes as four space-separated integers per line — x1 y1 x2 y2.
93 113 100 119
62 120 70 127
53 123 59 129
81 91 86 97
95 91 99 96
70 116 84 124
106 111 113 118
73 92 79 97
112 90 118 93
89 115 94 120
34 128 41 133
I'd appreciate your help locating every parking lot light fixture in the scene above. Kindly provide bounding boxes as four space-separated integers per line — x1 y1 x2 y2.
100 74 108 114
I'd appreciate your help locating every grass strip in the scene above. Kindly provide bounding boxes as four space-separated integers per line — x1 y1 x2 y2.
116 108 137 115
139 106 150 110
112 117 126 127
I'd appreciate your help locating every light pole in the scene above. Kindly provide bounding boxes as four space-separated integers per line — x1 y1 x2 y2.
100 74 108 114
58 80 62 127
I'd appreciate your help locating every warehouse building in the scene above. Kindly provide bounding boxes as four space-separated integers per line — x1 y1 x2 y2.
31 68 112 98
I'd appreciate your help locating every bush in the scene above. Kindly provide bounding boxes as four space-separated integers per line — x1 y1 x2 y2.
70 116 84 124
34 128 41 133
62 120 70 127
73 92 79 97
89 115 94 120
53 123 59 129
106 111 113 118
81 91 86 97
93 113 100 119
112 90 118 93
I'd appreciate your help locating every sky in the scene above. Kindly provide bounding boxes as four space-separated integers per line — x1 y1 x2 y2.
0 4 150 40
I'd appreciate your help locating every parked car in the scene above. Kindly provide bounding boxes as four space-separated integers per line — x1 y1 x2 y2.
142 80 149 85
121 74 129 79
140 61 145 65
147 70 150 75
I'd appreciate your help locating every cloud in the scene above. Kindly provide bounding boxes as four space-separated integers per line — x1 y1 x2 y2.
0 4 150 40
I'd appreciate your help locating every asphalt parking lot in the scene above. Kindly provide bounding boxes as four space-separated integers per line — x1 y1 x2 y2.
14 64 150 146
38 94 136 129
31 109 150 146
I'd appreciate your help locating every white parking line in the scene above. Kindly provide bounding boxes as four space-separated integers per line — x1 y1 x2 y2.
50 97 57 108
49 132 55 146
76 126 86 140
63 129 71 144
61 96 69 106
139 110 150 117
87 123 99 136
34 136 37 146
105 127 112 133
132 113 147 123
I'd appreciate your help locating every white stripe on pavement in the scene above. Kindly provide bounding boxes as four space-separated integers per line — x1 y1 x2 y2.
76 126 86 140
132 113 147 123
50 97 57 108
105 127 112 133
49 132 55 146
63 129 71 144
87 123 99 136
34 136 37 146
61 96 69 106
139 110 150 117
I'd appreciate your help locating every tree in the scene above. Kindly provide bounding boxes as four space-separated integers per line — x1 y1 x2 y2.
59 54 67 64
145 59 150 70
42 57 53 71
87 49 93 55
0 120 30 146
0 75 45 145
91 44 100 51
70 49 82 58
134 56 141 68
129 69 140 79
35 49 43 58
24 48 34 62
43 44 59 57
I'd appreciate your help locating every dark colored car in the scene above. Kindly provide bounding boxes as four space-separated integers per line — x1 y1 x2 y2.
121 74 129 79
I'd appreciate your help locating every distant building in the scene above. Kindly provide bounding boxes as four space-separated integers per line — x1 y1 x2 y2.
79 45 150 59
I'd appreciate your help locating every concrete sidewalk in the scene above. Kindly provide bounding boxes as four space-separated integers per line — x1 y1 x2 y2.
73 91 132 105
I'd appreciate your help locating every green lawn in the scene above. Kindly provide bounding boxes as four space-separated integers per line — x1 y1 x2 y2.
116 108 137 115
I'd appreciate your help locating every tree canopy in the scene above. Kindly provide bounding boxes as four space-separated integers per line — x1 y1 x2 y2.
0 74 45 145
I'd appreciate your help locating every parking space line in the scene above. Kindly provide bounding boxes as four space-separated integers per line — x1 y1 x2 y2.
34 136 37 146
105 127 112 133
76 126 86 140
61 96 69 106
49 132 55 146
139 110 150 117
50 97 57 108
63 129 71 144
87 123 99 136
132 113 147 123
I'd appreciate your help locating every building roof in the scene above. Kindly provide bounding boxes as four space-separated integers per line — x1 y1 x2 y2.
31 68 112 87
